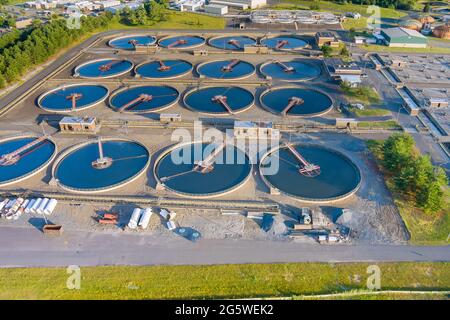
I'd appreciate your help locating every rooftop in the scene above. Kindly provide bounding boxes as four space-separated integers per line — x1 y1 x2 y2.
382 27 427 39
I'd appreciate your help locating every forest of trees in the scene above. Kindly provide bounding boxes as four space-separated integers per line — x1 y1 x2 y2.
331 0 417 10
376 134 448 214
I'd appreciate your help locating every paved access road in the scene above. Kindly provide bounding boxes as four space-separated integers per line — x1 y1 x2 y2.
0 227 448 267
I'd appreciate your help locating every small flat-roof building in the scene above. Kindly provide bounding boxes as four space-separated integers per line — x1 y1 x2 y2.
59 116 98 134
324 58 362 87
315 31 339 47
209 0 265 10
234 121 279 139
204 3 228 15
380 27 428 48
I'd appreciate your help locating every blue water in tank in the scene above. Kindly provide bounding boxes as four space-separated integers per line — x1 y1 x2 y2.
159 35 205 49
109 35 156 50
261 87 332 116
110 85 179 112
55 140 149 191
39 85 108 111
261 60 321 81
209 36 256 50
197 60 255 79
261 36 308 49
75 59 133 78
156 142 251 196
184 86 254 114
0 137 55 185
260 145 361 200
136 60 192 79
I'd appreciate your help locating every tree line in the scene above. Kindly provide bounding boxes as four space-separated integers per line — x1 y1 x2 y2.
330 0 416 10
375 133 448 214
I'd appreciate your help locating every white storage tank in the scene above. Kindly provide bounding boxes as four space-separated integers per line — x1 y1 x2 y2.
0 198 8 211
138 208 153 229
30 198 42 213
44 199 58 215
25 199 36 213
36 198 50 215
21 199 30 209
128 208 142 229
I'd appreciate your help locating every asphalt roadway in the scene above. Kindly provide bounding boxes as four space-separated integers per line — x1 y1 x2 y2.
0 226 449 267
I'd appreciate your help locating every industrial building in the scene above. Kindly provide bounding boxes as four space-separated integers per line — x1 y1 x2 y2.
233 121 279 139
204 3 228 15
315 32 339 47
380 27 428 48
324 58 362 87
209 0 266 10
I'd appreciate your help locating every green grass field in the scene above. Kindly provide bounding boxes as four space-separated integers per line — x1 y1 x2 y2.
343 87 381 105
367 140 450 245
107 11 226 30
349 107 391 117
0 262 449 299
357 120 402 129
358 44 450 54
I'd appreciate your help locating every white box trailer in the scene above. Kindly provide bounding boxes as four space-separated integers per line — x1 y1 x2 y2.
0 198 8 211
21 199 30 209
128 208 142 229
25 199 36 213
44 199 58 215
36 198 50 215
138 208 153 229
30 198 42 214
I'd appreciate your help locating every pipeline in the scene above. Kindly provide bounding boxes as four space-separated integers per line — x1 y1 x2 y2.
281 96 304 116
221 59 240 72
66 93 82 111
275 40 289 49
118 94 153 112
275 60 295 73
167 39 187 48
0 136 48 166
285 143 320 177
157 60 171 71
211 95 235 114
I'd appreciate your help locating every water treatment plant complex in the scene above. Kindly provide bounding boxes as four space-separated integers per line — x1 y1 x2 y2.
0 25 449 276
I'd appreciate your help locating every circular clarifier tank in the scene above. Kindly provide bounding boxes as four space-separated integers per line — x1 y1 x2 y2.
54 139 150 193
74 58 133 78
197 59 255 80
260 60 321 81
208 35 256 50
261 36 308 50
260 144 361 202
135 59 192 79
38 83 109 112
158 35 205 49
0 135 57 187
155 142 252 197
108 35 156 50
260 87 333 117
109 85 179 113
184 86 254 115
